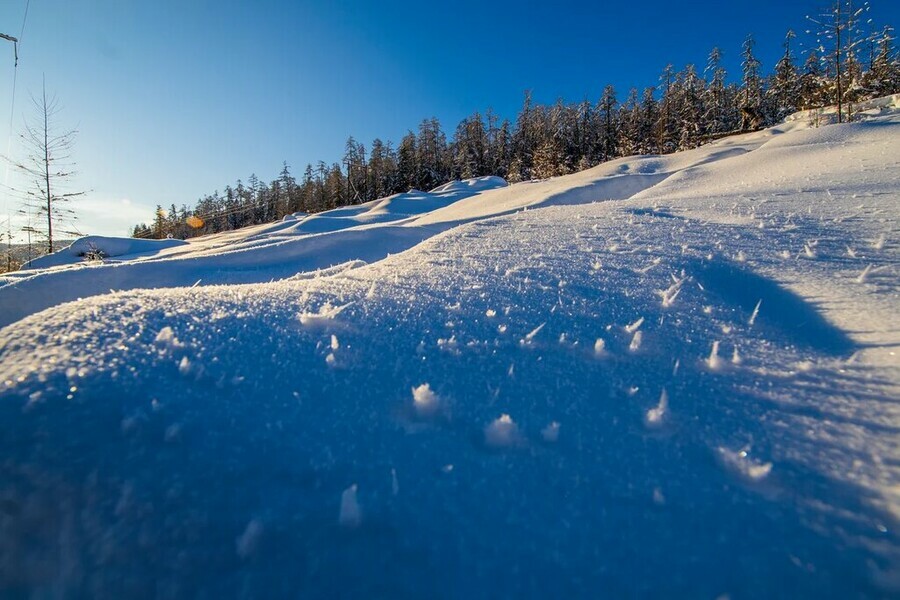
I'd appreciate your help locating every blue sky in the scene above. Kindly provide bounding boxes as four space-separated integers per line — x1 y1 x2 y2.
1 0 899 238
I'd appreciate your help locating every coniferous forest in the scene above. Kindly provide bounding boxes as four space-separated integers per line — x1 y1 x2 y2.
132 19 900 240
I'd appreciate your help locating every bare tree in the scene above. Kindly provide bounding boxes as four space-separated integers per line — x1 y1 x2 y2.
10 80 85 254
807 1 873 123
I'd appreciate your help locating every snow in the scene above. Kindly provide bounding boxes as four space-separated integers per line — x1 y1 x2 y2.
483 414 521 448
23 235 188 269
0 98 899 597
338 484 362 529
411 383 440 418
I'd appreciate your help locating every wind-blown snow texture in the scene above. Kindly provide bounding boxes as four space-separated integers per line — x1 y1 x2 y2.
1 100 898 598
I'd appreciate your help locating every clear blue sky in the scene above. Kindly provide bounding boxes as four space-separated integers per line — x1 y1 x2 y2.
2 0 898 238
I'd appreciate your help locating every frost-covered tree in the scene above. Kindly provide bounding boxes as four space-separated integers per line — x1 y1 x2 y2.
703 47 733 135
799 49 828 109
343 138 367 203
452 112 489 179
366 138 397 201
739 35 765 130
862 26 900 97
486 112 512 178
767 31 802 122
129 5 900 240
807 0 874 122
656 64 679 152
416 118 449 191
638 87 661 155
396 132 417 191
598 85 619 161
510 90 541 182
617 88 642 157
10 83 85 254
674 65 705 149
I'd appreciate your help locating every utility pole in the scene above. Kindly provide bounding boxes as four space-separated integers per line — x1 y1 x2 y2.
0 33 17 66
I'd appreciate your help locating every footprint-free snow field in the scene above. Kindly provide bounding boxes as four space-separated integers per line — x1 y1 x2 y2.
1 100 898 597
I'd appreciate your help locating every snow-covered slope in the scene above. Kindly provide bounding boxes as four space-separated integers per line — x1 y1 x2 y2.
0 101 898 597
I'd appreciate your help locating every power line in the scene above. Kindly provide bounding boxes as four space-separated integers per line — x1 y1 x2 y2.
3 0 31 237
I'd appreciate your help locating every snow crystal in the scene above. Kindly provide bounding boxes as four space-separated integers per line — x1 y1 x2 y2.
391 468 399 496
748 300 762 327
297 302 353 330
716 447 773 482
520 322 546 346
236 519 264 559
411 383 440 418
707 341 723 371
856 265 884 283
652 488 666 506
659 278 684 308
625 317 645 334
339 484 361 528
178 356 193 376
541 421 560 443
644 389 668 428
154 326 184 352
484 414 521 448
629 330 643 353
164 423 182 442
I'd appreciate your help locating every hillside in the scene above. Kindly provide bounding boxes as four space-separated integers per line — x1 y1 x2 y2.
0 99 898 597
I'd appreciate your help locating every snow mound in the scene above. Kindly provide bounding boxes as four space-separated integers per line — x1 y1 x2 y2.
429 175 508 194
24 235 187 269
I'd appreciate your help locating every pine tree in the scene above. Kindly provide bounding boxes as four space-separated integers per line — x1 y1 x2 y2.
703 48 731 136
152 205 166 239
598 85 620 161
657 64 678 152
739 35 764 130
573 99 597 169
799 49 827 109
510 90 539 182
617 89 642 158
366 138 397 201
396 132 418 192
416 118 449 190
863 26 900 97
453 112 489 179
487 114 512 178
638 87 660 154
767 30 802 122
278 162 298 215
675 65 705 149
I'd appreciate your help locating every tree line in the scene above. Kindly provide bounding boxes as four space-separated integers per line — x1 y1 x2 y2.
133 7 900 240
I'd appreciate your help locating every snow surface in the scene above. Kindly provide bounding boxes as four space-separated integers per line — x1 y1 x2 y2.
0 99 898 597
22 235 188 270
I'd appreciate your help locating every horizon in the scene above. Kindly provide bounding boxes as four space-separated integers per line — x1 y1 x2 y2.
1 0 899 241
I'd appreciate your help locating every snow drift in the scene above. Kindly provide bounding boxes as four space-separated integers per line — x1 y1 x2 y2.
0 101 898 598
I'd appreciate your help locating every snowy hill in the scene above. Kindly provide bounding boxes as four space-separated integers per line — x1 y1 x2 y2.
0 99 898 597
